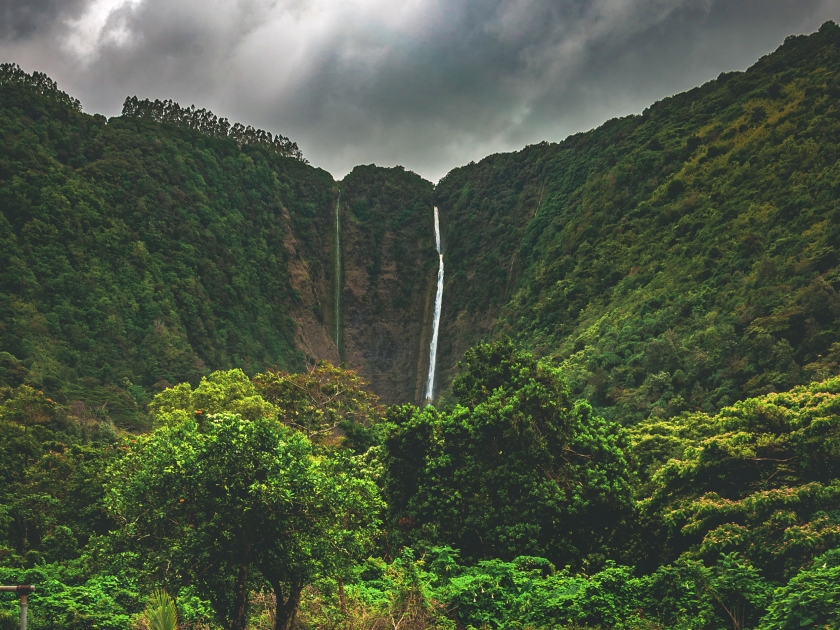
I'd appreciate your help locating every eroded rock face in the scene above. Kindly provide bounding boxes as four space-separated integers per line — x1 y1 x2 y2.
336 166 437 405
288 163 527 406
282 206 341 368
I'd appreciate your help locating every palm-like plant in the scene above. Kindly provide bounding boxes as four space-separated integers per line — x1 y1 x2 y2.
145 589 177 630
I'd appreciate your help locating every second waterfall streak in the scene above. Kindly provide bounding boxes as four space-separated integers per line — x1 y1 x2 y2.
334 191 341 350
425 206 444 403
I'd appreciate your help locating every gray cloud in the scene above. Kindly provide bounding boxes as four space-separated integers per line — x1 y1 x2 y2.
0 0 86 40
1 0 838 181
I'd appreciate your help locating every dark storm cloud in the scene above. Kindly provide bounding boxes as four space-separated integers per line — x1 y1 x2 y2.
1 0 838 180
0 0 86 40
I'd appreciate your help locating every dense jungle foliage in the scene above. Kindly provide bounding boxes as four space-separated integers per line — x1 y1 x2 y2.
436 21 840 422
3 342 840 629
0 62 344 427
2 20 840 630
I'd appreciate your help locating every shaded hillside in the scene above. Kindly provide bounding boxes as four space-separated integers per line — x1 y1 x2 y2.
436 22 840 421
0 65 437 422
339 165 437 404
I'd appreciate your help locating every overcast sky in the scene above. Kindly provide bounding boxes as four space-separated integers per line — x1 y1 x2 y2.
1 0 838 181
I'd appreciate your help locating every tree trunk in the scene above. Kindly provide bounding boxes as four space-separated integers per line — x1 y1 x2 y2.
338 578 347 615
272 579 304 630
228 563 250 630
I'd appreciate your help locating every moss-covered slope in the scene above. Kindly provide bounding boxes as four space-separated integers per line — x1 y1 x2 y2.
436 22 840 421
339 165 437 404
0 67 437 422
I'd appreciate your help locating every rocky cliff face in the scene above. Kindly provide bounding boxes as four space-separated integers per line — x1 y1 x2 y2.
333 166 437 405
275 164 439 406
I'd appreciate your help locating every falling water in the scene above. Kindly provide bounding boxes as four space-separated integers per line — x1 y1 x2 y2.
425 206 444 402
334 191 341 348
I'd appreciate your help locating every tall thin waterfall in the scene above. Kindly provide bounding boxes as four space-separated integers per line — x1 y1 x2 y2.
334 191 341 348
425 206 444 402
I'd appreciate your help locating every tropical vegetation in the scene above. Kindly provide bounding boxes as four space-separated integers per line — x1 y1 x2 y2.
1 20 840 630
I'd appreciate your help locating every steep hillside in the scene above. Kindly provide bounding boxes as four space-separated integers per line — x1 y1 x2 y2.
0 66 436 423
339 165 437 403
435 22 840 420
3 22 840 420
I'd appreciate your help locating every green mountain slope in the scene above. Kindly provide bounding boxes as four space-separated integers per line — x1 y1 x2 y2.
2 22 840 422
436 22 840 421
0 66 437 423
339 165 437 402
0 68 330 425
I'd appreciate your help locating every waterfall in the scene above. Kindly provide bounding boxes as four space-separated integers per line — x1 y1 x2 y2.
425 206 444 403
334 191 341 348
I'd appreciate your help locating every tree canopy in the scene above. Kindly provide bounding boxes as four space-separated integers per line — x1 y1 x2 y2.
384 340 633 567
